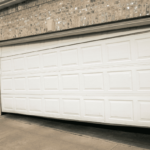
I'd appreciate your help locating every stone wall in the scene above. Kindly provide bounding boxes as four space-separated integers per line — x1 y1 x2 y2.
0 0 5 2
0 0 6 3
0 0 150 41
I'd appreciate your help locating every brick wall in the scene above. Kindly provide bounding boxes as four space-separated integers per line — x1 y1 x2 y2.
0 0 150 41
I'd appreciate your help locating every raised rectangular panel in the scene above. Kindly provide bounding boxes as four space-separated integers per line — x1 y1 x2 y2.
14 44 27 55
82 45 102 64
84 99 104 117
63 99 80 116
27 54 40 69
14 77 26 91
43 75 59 91
109 100 133 120
136 38 150 59
13 57 25 71
60 49 78 66
107 41 131 62
3 97 13 110
137 70 150 90
1 78 13 91
83 73 104 91
2 46 14 57
1 58 11 72
108 71 132 91
28 76 41 91
27 42 44 51
62 74 79 90
45 98 59 114
29 97 42 113
16 97 27 111
138 101 150 121
42 52 57 68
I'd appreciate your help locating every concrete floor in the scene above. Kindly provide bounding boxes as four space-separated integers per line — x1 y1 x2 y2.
0 114 150 150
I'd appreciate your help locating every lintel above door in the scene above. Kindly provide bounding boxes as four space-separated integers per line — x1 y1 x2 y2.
0 0 25 10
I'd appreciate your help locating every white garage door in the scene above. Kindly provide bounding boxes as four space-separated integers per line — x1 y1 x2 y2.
1 30 150 127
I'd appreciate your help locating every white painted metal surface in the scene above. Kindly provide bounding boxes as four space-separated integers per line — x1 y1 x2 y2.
1 30 150 127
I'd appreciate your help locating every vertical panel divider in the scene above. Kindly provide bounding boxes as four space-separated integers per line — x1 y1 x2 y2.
0 47 1 116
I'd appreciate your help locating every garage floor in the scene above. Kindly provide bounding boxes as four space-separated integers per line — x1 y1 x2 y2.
0 114 150 150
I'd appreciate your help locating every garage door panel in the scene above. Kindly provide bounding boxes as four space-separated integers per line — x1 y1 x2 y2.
137 98 150 125
107 99 134 124
2 96 14 111
26 53 41 70
60 48 79 67
13 56 25 72
137 69 150 91
44 97 60 115
27 76 42 91
83 98 105 122
106 41 131 62
14 44 28 55
1 46 14 57
15 96 28 112
108 71 133 91
81 44 102 65
1 77 14 92
61 73 80 91
27 42 44 52
1 57 12 73
14 76 26 91
136 38 150 60
29 97 42 114
41 50 58 69
62 98 81 118
83 72 104 91
43 75 59 91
